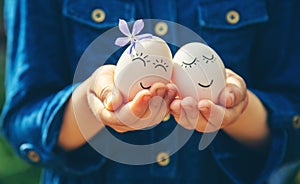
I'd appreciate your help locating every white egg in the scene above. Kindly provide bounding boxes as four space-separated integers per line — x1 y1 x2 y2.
114 36 173 101
172 42 226 103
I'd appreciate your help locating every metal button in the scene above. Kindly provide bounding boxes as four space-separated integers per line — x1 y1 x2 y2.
226 10 240 24
156 152 170 166
163 114 170 122
154 22 168 36
92 9 106 23
27 150 41 163
292 115 300 129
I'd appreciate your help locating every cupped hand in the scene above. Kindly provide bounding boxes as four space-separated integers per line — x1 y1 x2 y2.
87 65 177 133
170 68 248 132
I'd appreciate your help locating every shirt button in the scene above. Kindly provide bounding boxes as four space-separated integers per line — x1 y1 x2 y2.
156 152 170 166
226 10 240 24
27 150 41 163
163 113 170 122
154 22 168 36
292 115 300 129
92 9 106 23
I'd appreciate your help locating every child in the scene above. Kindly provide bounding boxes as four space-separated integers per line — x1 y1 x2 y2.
1 0 300 183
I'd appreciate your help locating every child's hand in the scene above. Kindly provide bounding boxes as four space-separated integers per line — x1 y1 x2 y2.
170 68 248 132
87 65 177 133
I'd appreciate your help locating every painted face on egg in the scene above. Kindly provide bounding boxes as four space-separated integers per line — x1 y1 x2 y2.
114 36 173 102
172 42 226 102
130 52 170 89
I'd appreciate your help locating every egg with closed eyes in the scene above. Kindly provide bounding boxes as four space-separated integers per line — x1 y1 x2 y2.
114 36 173 102
172 42 226 103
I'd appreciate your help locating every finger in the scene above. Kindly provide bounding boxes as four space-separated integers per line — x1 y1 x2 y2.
128 89 152 117
104 88 123 111
170 99 190 125
109 124 135 133
198 100 225 130
92 65 115 101
178 98 207 132
181 97 199 119
91 65 123 111
113 118 159 132
219 69 247 108
116 96 164 130
148 95 168 124
199 97 247 130
147 83 177 122
121 83 169 129
226 68 247 90
164 83 178 107
87 92 122 126
114 105 140 128
170 97 198 130
181 99 199 130
88 87 155 133
148 82 167 109
241 92 249 113
115 89 161 129
222 99 247 128
170 99 182 119
149 82 167 98
219 85 243 108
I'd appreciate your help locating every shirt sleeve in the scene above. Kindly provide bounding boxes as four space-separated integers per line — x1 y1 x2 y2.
0 0 106 174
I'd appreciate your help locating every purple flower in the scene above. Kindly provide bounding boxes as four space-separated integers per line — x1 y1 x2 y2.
115 19 152 54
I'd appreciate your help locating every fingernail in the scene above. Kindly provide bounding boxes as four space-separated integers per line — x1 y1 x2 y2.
104 95 113 110
199 107 209 113
143 95 151 102
228 93 235 106
112 90 118 98
156 88 165 96
198 101 210 113
150 96 163 107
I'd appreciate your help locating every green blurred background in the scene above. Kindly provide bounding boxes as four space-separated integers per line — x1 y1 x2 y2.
0 0 41 183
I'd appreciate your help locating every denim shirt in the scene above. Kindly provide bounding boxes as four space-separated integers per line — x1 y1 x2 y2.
2 0 300 183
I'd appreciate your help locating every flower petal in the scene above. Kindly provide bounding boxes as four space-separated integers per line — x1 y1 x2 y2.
115 37 130 47
132 19 144 35
119 19 131 36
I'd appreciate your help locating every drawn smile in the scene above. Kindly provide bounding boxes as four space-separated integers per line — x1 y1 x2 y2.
198 80 214 88
140 82 151 89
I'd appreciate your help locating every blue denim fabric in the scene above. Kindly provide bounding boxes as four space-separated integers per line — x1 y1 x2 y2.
1 0 300 183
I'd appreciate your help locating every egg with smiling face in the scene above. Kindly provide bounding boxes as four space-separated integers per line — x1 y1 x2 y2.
114 36 173 102
172 42 226 103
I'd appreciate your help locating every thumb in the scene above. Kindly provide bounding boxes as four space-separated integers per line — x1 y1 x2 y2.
103 88 123 111
91 65 123 111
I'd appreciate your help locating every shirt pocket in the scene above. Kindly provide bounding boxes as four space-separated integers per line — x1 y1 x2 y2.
62 0 136 71
63 0 135 30
197 0 269 74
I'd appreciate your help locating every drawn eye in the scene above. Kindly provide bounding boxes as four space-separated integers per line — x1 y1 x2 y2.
153 59 168 72
132 52 150 67
181 58 199 68
202 54 216 63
